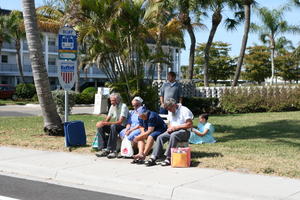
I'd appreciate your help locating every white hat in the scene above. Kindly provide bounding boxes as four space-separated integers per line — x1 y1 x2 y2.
133 96 143 103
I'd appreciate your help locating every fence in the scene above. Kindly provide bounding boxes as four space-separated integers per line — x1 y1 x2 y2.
153 80 299 99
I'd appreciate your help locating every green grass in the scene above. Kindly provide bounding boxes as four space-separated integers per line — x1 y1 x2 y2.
0 112 299 178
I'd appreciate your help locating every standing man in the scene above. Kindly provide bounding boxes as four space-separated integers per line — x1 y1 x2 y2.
145 98 193 166
95 93 128 159
159 71 183 114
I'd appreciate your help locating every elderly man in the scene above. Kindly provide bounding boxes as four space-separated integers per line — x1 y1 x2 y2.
95 93 128 159
145 98 193 166
119 96 144 141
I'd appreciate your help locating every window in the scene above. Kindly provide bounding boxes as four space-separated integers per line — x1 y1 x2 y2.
48 57 56 66
1 55 8 63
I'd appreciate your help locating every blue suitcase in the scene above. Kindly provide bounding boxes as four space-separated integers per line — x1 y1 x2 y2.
64 120 86 147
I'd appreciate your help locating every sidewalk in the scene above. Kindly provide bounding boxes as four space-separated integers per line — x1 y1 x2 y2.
0 146 299 200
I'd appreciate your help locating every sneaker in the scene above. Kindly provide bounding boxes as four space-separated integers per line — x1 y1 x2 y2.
107 151 118 159
160 159 170 167
145 158 156 167
95 150 109 157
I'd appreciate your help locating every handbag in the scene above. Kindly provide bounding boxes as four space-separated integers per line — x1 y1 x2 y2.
120 136 134 157
171 147 191 168
92 132 104 150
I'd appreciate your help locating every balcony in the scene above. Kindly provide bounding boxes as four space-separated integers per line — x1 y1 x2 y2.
0 63 18 72
48 45 58 52
2 42 16 50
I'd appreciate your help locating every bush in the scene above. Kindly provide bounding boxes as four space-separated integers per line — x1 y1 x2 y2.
52 90 76 115
16 83 36 99
75 87 97 104
220 86 300 113
183 97 219 115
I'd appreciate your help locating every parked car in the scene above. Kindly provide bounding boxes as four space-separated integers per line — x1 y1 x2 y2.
0 84 17 100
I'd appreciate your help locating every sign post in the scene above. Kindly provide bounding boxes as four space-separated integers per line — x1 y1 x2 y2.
58 26 78 122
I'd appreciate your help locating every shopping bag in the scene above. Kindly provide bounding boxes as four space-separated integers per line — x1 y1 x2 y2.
171 147 191 168
120 136 134 157
92 132 104 150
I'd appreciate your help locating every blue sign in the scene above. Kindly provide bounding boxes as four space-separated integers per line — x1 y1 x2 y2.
58 27 77 60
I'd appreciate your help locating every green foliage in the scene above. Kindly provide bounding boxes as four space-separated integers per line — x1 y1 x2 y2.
195 41 235 84
220 86 300 113
75 87 97 104
183 97 219 115
275 51 298 82
52 90 76 115
243 45 271 83
16 83 36 99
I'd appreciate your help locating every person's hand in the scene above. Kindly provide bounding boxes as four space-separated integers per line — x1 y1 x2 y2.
96 121 107 128
167 126 177 133
125 129 132 135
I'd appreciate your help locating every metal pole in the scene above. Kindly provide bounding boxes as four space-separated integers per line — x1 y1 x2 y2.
65 90 68 122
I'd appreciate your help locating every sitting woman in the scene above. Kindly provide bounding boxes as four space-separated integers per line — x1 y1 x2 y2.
119 97 144 141
189 113 216 144
132 109 167 164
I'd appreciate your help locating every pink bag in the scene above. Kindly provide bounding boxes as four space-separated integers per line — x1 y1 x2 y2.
171 147 191 168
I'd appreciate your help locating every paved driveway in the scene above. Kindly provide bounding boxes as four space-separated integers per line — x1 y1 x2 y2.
0 104 94 117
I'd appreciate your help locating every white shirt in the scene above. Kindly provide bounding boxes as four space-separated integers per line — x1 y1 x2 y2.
168 104 194 126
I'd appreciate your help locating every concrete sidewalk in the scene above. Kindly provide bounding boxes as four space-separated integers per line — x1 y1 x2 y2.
0 146 299 200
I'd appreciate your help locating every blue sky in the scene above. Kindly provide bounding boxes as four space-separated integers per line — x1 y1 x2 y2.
1 0 300 65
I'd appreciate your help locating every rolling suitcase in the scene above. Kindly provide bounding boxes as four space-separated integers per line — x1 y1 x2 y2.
64 120 86 147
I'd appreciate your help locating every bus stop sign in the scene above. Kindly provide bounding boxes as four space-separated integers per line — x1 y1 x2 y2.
57 60 77 91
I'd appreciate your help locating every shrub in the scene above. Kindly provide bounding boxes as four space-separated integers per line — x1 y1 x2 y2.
52 90 76 115
183 97 219 115
220 86 300 113
16 83 36 99
75 87 97 104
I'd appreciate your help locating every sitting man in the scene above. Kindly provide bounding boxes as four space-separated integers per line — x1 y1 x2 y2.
95 92 128 159
145 98 193 166
132 108 167 164
119 96 144 141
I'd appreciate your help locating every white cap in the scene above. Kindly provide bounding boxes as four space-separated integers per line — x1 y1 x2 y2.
133 96 143 103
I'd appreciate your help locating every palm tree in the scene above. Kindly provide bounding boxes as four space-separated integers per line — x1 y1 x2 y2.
22 0 63 136
232 0 256 87
0 15 12 59
143 0 176 80
251 6 300 84
6 11 27 83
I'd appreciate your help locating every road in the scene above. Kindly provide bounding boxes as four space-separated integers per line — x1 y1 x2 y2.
0 174 139 200
0 105 94 117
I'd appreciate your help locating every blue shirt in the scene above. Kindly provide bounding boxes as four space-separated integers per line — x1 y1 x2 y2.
127 110 140 127
139 111 167 133
189 122 216 144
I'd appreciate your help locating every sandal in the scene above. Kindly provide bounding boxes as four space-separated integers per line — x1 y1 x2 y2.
145 158 156 167
160 159 171 167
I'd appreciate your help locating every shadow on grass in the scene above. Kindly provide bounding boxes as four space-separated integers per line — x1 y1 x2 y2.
215 120 300 146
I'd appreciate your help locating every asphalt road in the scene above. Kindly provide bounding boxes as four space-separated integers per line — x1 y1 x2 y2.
0 105 94 117
0 175 139 200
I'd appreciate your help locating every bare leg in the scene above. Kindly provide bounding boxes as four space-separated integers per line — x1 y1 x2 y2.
143 136 155 156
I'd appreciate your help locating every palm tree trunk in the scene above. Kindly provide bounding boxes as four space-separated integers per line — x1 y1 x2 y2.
15 39 25 83
156 28 163 80
186 22 195 80
203 10 222 87
271 47 275 84
232 4 251 86
22 0 63 136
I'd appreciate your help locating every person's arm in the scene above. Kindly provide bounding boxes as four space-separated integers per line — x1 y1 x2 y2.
106 116 126 126
179 97 183 104
134 126 155 141
167 119 193 133
125 124 140 135
192 128 209 136
160 96 164 106
96 115 111 128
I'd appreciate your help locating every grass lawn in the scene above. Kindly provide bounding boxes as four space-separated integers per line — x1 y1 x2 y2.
0 111 299 178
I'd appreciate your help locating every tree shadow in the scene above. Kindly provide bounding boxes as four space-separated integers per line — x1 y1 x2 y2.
214 120 300 146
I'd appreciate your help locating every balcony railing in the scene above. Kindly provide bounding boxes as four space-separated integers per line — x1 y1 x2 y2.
48 45 58 52
0 63 18 72
2 42 16 49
